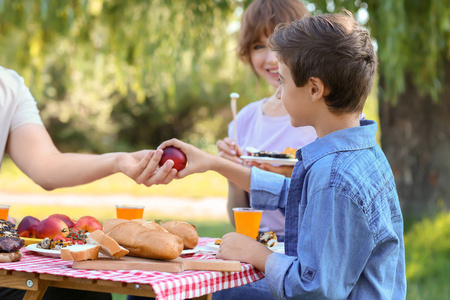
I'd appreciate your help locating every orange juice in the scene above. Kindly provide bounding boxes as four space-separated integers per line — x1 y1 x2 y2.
233 207 263 239
115 205 145 220
0 205 10 221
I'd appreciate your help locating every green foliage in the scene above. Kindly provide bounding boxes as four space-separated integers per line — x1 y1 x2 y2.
404 211 450 282
311 0 450 103
0 0 268 152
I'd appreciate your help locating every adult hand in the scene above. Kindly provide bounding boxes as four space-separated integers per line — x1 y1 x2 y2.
216 137 244 164
117 149 177 186
216 232 272 272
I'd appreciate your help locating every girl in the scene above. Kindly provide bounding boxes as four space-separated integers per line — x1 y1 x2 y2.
216 0 316 244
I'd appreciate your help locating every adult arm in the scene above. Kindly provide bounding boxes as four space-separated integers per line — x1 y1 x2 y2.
6 124 176 190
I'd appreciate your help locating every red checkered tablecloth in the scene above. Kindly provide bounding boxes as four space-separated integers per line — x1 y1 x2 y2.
0 237 265 300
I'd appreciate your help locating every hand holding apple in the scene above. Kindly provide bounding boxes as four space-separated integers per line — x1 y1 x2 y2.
159 146 187 172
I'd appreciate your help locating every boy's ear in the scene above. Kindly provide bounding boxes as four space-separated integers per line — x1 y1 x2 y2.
308 77 329 102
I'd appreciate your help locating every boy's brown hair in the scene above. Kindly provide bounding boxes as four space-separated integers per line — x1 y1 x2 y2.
268 11 377 113
238 0 309 75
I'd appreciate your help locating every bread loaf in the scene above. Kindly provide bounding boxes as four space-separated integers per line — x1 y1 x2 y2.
162 221 199 249
103 219 183 260
87 230 129 259
60 244 100 261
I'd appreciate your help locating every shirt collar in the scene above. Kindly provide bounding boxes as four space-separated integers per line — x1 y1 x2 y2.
297 119 378 169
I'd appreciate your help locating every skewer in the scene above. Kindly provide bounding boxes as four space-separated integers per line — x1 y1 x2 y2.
230 93 240 145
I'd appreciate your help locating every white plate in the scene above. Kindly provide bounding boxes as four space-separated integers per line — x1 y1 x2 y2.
26 243 62 258
240 155 298 166
26 243 97 258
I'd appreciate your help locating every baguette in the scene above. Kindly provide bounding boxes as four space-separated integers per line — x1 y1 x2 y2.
130 219 168 232
162 221 199 249
60 244 100 261
103 219 183 260
87 230 129 259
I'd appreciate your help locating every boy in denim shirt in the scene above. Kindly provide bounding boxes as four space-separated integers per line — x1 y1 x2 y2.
160 11 406 299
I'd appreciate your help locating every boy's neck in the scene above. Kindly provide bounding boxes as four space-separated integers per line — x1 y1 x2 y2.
313 109 361 138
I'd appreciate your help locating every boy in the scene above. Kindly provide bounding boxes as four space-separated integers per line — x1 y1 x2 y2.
160 11 406 299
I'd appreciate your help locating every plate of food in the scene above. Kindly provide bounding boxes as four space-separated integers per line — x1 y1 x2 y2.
240 155 298 166
26 243 63 258
241 147 298 166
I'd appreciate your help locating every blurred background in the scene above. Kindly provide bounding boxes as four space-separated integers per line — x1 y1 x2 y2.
0 0 449 299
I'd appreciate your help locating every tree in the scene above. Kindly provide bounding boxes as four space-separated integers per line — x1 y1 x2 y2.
0 0 269 153
309 0 450 218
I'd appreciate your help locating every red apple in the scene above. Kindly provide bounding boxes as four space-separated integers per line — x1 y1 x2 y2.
48 214 75 228
73 216 102 233
17 216 40 238
36 217 69 239
159 146 187 171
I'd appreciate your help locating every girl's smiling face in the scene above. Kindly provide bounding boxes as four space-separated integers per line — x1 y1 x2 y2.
249 35 280 88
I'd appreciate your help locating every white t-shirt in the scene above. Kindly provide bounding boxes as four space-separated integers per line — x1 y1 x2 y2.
228 98 317 236
0 66 43 167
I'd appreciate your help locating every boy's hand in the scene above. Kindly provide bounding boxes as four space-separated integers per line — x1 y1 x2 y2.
159 138 216 179
216 232 272 272
216 137 244 164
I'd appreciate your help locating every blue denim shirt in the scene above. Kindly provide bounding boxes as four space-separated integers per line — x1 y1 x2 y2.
250 120 406 299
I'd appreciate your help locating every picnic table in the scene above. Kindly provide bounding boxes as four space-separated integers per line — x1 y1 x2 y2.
0 237 264 300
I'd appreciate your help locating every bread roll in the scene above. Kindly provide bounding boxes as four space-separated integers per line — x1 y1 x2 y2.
87 230 129 259
0 251 22 263
60 244 100 261
103 219 183 260
162 221 199 249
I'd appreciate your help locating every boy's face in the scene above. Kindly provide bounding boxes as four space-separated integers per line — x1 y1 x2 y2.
250 35 280 88
276 62 315 127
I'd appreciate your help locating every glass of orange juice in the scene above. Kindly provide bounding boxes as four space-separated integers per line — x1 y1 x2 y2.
115 205 145 220
232 207 263 239
0 205 10 221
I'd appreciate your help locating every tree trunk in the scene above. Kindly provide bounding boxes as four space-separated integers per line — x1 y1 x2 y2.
379 63 450 220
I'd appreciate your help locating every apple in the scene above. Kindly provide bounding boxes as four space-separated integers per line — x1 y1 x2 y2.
49 214 75 228
159 146 187 171
36 217 69 239
17 216 40 238
73 216 102 233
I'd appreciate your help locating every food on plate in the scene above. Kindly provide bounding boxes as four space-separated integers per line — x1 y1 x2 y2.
0 220 25 263
161 220 199 249
73 216 103 233
281 147 297 157
36 237 73 250
87 230 128 259
60 244 100 262
36 217 69 239
249 150 294 159
49 214 75 228
257 231 278 248
64 228 88 245
103 219 183 260
214 238 222 245
159 146 187 171
17 216 40 238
